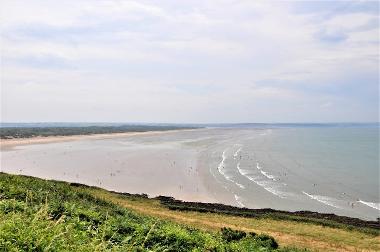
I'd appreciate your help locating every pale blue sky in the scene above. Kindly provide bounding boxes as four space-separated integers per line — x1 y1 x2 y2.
1 0 379 123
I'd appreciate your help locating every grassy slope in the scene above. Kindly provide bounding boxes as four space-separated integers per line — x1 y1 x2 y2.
90 190 380 252
0 174 379 251
0 173 300 251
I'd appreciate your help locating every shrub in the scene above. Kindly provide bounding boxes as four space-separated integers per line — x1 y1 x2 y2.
255 234 279 249
221 227 247 242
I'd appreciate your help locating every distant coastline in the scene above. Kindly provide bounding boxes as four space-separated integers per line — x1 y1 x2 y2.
0 124 199 139
0 126 200 149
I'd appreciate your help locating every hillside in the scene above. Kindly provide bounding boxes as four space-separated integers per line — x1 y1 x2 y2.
0 173 378 251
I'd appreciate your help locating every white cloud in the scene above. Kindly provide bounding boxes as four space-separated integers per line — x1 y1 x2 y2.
1 0 378 122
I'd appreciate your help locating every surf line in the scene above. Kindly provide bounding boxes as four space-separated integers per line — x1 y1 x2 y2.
217 149 245 189
260 170 276 180
358 200 380 211
233 146 242 159
302 191 341 209
237 162 286 199
234 194 245 207
255 161 276 181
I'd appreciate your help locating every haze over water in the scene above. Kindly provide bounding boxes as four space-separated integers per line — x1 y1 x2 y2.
1 124 379 220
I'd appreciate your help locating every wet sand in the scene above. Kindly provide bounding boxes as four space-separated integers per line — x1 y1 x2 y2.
0 128 218 202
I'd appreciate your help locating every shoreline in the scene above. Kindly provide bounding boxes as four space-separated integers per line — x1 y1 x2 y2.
0 128 200 150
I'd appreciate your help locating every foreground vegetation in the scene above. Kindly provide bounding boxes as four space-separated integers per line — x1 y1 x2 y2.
0 125 196 139
93 191 380 252
156 196 379 233
0 173 302 251
0 174 378 251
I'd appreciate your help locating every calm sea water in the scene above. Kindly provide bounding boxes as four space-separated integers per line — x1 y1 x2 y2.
217 127 380 220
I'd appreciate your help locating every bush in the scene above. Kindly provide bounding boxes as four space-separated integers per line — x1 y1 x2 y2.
221 227 247 242
255 234 279 249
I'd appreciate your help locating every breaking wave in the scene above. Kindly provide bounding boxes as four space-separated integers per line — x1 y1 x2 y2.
217 150 245 189
302 191 341 209
260 170 275 180
233 147 242 159
358 200 380 211
237 162 287 198
234 194 245 207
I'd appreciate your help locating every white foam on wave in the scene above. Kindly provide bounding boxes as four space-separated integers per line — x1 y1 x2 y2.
256 162 261 170
233 147 242 159
358 200 380 211
237 162 286 198
217 150 245 189
237 162 250 176
234 194 245 207
302 191 341 209
254 180 287 198
209 150 230 192
217 153 234 181
235 182 245 189
209 165 229 192
218 150 227 170
255 162 276 181
260 170 275 180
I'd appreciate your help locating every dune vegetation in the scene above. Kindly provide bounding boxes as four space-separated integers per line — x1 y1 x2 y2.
0 125 196 139
0 173 378 251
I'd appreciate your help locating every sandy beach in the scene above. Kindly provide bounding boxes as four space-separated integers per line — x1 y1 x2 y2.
0 129 198 150
0 128 219 203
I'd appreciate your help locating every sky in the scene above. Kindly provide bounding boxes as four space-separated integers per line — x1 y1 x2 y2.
0 0 379 123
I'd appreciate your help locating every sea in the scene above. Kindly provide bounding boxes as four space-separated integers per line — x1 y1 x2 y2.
209 124 379 220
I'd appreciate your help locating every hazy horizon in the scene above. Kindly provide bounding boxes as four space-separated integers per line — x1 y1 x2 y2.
1 0 379 123
1 121 379 126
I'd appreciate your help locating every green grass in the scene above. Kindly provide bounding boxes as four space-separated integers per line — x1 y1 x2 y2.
0 173 303 251
91 190 380 252
158 198 379 235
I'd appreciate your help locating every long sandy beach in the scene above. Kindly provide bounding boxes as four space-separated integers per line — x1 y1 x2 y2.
0 129 198 150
